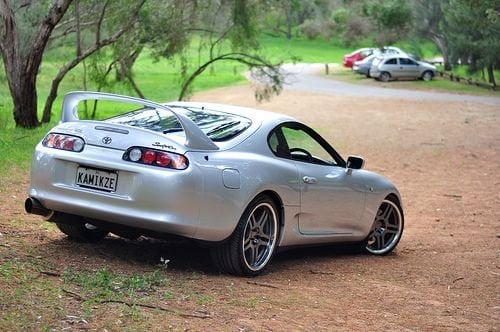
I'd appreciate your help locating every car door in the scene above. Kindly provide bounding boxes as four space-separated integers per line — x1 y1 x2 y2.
382 57 399 78
270 123 367 235
399 57 419 79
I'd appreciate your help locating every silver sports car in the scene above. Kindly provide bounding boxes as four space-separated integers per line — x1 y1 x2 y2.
25 91 404 276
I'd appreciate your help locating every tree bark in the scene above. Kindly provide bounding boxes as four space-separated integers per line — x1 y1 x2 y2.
0 0 39 127
11 73 40 128
486 65 496 87
431 34 451 71
284 8 292 40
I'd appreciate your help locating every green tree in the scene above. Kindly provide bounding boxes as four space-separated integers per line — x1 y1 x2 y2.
89 0 284 105
365 0 413 45
412 0 451 70
0 0 146 128
441 0 499 85
41 0 146 123
0 0 72 128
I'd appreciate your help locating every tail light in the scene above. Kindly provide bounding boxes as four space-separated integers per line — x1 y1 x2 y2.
123 147 188 170
42 133 85 152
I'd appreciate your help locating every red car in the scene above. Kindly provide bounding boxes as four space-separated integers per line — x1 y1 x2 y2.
343 48 375 68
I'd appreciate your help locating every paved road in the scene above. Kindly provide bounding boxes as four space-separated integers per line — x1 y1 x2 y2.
280 64 500 106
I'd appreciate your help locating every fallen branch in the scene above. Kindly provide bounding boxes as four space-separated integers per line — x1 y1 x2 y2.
247 281 280 289
62 288 210 319
443 194 462 199
62 288 85 301
100 299 211 319
310 270 335 275
40 270 61 277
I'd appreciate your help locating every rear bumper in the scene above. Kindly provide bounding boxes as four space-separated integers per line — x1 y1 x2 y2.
28 145 203 239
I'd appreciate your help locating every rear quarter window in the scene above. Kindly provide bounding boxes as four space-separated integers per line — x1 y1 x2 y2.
105 106 252 142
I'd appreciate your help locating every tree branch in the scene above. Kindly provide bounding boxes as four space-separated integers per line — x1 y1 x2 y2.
41 0 146 123
25 0 72 74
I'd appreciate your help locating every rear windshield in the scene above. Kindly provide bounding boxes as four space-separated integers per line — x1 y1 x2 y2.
104 106 252 142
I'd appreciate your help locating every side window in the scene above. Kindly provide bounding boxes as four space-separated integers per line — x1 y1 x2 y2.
399 58 416 65
385 58 397 65
281 126 336 165
268 129 290 158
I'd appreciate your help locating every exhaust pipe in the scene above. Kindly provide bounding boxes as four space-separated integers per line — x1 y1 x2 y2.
25 198 53 217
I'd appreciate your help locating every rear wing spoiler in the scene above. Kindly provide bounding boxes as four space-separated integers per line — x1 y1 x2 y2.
61 91 219 151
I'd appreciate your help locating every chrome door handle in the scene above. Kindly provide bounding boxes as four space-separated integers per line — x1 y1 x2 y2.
302 176 317 184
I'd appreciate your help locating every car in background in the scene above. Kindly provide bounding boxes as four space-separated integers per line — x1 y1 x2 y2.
352 47 411 78
343 48 376 68
370 55 437 82
352 54 377 77
379 46 408 57
25 91 405 276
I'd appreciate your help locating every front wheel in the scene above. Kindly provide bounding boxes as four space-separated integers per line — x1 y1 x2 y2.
365 196 404 255
211 196 279 276
422 70 434 81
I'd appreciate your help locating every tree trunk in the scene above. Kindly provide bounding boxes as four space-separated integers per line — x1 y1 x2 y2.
42 71 65 123
487 65 496 86
431 34 451 71
11 74 40 128
284 9 292 40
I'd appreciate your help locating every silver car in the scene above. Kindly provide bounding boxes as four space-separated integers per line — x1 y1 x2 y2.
370 55 437 82
352 54 377 77
25 91 404 276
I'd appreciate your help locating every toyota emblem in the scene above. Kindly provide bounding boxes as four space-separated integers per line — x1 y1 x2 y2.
102 136 112 144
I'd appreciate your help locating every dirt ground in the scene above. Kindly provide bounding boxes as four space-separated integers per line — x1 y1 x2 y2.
0 84 499 331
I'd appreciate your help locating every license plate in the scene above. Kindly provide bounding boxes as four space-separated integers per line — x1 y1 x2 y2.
76 167 118 192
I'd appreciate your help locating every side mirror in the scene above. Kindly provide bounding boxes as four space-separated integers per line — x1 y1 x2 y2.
346 156 364 170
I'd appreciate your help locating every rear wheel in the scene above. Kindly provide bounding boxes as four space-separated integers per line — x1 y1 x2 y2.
52 213 109 242
379 72 391 82
365 196 404 255
211 196 279 276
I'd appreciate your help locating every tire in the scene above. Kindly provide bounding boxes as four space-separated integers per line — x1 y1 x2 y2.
422 70 433 81
379 72 391 82
52 213 109 242
211 195 279 276
365 196 404 255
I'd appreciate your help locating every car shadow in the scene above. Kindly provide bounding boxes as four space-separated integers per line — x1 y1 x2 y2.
39 235 373 276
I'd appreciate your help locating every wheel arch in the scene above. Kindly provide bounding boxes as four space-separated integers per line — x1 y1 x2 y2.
385 192 404 211
258 189 285 226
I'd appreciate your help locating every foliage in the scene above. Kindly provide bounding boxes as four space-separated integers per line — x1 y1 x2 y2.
364 0 413 45
298 19 336 40
411 0 451 69
0 0 147 128
441 0 500 85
